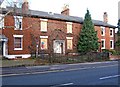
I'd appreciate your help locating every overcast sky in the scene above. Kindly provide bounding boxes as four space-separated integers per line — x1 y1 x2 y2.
28 0 119 26
1 0 119 26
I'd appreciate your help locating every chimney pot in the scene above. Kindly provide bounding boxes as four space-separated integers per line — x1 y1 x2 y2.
103 12 108 23
61 4 69 16
22 0 29 14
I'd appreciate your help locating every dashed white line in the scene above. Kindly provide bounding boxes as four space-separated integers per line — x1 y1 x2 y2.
51 83 73 87
60 83 74 86
100 75 120 80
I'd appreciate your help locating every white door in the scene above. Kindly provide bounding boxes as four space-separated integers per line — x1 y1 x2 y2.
53 40 65 54
3 42 8 56
54 41 62 53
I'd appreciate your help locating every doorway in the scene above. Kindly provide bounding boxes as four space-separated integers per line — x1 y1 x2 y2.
53 40 65 54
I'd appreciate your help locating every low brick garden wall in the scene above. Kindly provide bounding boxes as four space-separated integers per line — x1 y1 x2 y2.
110 55 120 60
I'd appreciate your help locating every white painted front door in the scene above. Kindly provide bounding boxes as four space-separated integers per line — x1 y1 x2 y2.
53 40 65 54
3 42 8 56
54 41 61 53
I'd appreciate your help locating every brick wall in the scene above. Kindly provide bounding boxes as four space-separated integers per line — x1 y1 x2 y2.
95 26 115 51
3 15 115 56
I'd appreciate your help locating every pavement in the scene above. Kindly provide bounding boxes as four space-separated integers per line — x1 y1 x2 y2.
0 60 119 76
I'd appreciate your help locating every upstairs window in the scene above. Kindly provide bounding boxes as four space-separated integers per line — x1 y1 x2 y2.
110 28 114 37
67 22 72 33
14 16 22 30
40 19 48 32
101 27 105 36
0 14 4 29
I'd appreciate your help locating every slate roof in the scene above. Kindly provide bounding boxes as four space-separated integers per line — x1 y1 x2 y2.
1 7 116 28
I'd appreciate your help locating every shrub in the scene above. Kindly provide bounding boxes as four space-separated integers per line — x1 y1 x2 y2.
102 49 119 55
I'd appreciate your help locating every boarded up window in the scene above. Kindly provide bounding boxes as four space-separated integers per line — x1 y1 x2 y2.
67 39 72 49
67 23 72 33
41 21 47 32
41 38 47 50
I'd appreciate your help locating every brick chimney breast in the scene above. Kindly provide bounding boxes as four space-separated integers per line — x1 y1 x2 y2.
22 0 29 14
61 4 69 16
103 12 108 23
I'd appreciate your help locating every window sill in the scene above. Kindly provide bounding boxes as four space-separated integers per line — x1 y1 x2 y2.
14 48 23 50
101 35 105 36
67 49 73 50
14 28 22 30
67 32 72 34
110 36 113 37
41 31 47 33
101 48 105 49
41 49 48 50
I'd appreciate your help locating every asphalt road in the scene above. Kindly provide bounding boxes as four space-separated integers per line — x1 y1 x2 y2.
1 61 119 75
1 61 120 86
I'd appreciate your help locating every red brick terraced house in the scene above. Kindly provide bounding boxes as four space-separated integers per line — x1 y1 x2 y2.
0 1 116 59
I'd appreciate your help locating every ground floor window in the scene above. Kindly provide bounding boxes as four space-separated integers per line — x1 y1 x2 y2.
13 35 23 50
66 37 73 50
101 39 105 49
40 36 48 50
110 40 114 49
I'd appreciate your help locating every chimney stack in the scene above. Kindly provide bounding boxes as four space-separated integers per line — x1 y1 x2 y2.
22 0 29 14
61 4 69 16
103 12 108 23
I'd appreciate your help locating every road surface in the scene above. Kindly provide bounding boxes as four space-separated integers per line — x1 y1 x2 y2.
1 61 120 86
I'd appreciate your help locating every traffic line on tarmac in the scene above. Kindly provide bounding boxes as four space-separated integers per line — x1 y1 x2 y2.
100 75 120 80
51 83 74 87
0 70 61 77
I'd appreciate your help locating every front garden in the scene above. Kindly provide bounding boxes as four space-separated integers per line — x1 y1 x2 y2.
1 51 111 68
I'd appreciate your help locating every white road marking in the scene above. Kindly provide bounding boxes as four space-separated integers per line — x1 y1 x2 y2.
0 70 61 77
96 64 118 68
100 75 120 80
51 83 73 87
60 83 74 86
